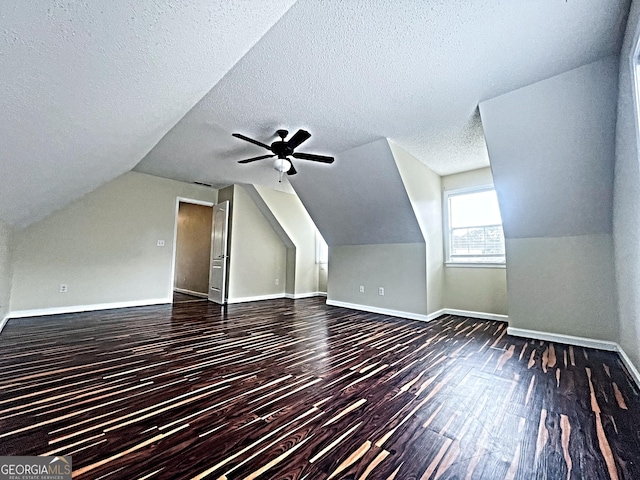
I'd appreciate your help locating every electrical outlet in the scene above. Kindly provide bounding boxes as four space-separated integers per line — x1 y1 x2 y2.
157 240 165 247
275 278 279 286
378 287 384 296
359 285 365 293
59 284 68 293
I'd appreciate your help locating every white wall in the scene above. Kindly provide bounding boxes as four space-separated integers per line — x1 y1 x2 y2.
328 243 427 318
10 172 218 314
442 168 508 315
442 168 494 192
227 185 287 301
480 57 619 341
614 2 640 370
390 141 444 314
254 185 324 295
0 220 13 326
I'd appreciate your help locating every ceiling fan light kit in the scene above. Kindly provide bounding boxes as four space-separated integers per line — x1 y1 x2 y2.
273 157 292 183
273 158 292 172
232 128 334 182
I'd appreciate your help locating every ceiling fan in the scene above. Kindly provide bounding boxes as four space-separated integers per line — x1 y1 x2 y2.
232 129 334 181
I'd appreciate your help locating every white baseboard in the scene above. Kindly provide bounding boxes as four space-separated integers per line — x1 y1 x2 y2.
8 298 172 319
326 300 431 323
284 292 328 300
325 302 508 324
507 326 640 389
226 293 286 304
174 288 208 298
228 292 328 303
443 308 509 322
426 309 446 321
425 308 508 322
507 327 618 351
616 344 640 389
7 292 327 319
0 315 9 334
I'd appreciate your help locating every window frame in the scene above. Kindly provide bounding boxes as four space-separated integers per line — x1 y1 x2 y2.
443 184 506 268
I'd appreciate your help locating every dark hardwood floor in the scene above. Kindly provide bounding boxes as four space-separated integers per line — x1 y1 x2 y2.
0 298 639 479
173 291 208 303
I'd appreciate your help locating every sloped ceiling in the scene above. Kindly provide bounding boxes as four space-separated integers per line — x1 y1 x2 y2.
0 0 630 228
0 0 296 227
288 139 423 246
479 56 619 239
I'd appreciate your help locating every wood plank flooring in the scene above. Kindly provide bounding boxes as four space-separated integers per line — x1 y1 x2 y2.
173 292 208 303
0 298 639 479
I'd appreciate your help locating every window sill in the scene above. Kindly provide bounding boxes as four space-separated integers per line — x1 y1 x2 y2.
445 262 506 269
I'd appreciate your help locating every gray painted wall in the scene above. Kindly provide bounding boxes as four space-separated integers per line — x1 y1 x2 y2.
444 267 507 315
285 248 296 296
243 185 295 249
242 185 297 296
290 138 423 246
254 185 324 296
506 235 617 341
480 56 619 239
226 185 287 301
390 141 444 314
319 264 328 293
0 220 13 324
10 172 218 312
480 57 619 341
614 3 640 370
328 243 427 316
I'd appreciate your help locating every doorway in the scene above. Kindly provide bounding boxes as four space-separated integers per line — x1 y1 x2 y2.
172 199 214 299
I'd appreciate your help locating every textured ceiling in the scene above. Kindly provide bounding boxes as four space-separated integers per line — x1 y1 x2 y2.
0 0 630 228
0 0 296 226
137 0 629 189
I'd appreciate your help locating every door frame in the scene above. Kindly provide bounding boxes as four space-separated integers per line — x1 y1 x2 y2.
170 197 215 299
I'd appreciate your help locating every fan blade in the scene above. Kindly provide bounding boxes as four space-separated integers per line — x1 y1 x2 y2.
232 133 271 150
238 154 275 164
286 129 311 149
287 163 297 175
292 152 335 164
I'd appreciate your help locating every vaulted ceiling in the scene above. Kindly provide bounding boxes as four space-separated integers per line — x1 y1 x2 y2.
0 0 630 228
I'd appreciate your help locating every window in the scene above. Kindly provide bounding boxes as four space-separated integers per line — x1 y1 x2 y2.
316 230 328 265
444 185 505 265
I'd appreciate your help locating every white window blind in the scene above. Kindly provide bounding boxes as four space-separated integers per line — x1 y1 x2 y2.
445 186 505 265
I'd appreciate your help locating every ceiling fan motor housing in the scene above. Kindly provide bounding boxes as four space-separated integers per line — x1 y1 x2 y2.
271 141 294 157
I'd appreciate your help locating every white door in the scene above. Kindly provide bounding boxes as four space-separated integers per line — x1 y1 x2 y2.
208 201 229 304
